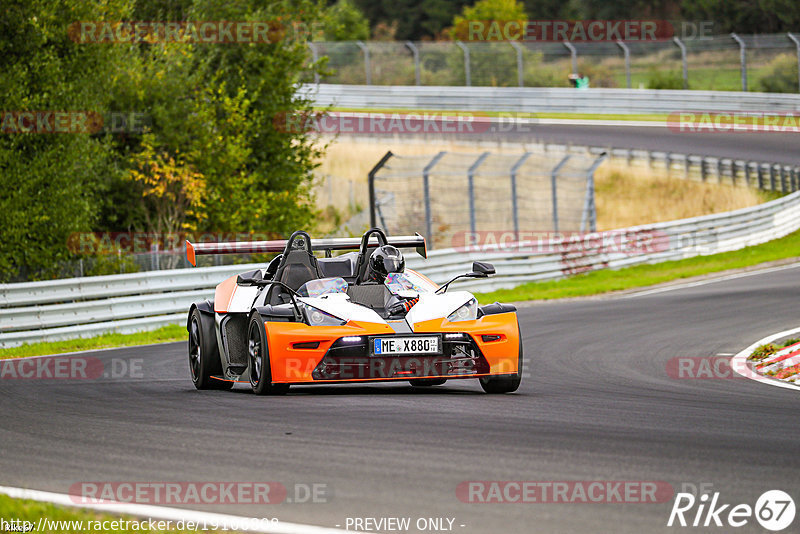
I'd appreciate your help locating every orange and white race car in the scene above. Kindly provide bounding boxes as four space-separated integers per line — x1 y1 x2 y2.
185 228 522 394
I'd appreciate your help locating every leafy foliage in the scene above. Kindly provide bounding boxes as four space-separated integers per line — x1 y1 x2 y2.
756 53 799 93
0 0 327 281
324 0 370 40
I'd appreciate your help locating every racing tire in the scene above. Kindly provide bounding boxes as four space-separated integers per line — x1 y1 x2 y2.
409 378 447 387
189 308 232 390
248 313 290 396
479 326 523 394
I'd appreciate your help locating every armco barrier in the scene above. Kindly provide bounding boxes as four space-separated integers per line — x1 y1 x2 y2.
300 84 800 115
2 190 800 347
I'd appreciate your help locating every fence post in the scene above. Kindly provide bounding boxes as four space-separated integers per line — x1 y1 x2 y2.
422 151 447 248
510 41 524 87
467 152 490 236
308 42 320 84
757 162 764 189
368 151 394 229
745 161 752 187
456 41 471 86
550 155 572 233
355 41 371 85
731 33 747 92
581 153 607 233
616 40 631 88
563 41 578 75
510 153 532 240
788 33 800 93
405 41 421 86
673 37 688 89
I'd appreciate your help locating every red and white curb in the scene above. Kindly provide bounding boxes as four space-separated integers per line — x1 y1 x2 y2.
731 327 800 391
0 486 351 534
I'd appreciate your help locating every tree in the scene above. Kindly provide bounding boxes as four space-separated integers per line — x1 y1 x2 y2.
449 0 527 41
0 0 132 281
127 136 207 237
323 0 370 40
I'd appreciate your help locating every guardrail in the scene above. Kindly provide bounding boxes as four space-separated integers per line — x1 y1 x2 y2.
3 189 800 348
300 84 800 115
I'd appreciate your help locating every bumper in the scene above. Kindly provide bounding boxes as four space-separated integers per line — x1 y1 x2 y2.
263 312 520 384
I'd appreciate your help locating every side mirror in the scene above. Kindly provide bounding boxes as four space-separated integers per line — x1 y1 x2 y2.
468 261 495 278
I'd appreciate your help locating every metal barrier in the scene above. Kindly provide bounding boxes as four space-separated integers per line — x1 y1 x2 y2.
305 34 800 92
368 150 605 249
3 190 800 347
300 84 800 115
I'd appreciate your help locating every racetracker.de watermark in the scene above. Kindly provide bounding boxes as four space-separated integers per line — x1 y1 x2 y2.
451 230 669 255
67 232 281 255
456 481 674 503
451 230 718 255
0 356 142 380
68 20 324 44
462 20 673 42
68 481 330 505
667 112 800 134
274 111 500 135
0 111 149 134
666 356 748 380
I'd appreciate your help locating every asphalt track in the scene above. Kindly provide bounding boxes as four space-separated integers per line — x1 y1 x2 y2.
497 124 800 164
2 265 800 533
366 122 800 165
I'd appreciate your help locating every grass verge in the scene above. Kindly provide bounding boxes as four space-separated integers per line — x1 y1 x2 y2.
0 494 200 533
473 228 800 303
320 107 669 122
0 324 185 360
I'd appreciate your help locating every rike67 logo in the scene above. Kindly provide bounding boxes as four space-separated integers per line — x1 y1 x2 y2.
668 490 795 530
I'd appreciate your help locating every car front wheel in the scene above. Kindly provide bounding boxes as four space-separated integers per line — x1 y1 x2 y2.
188 308 232 390
248 313 290 396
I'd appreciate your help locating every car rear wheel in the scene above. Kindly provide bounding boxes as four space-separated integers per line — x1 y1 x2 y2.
248 313 290 396
189 308 232 390
409 378 447 387
479 326 523 394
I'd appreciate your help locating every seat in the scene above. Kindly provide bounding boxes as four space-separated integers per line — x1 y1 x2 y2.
267 231 322 304
318 252 358 280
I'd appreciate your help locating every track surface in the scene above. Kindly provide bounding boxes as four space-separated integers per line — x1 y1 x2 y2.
2 266 800 533
369 123 800 165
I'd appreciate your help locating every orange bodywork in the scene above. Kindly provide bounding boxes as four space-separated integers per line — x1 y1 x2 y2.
214 276 238 313
264 312 520 384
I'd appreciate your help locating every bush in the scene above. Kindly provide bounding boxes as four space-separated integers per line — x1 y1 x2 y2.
646 69 685 90
756 53 799 93
749 343 778 361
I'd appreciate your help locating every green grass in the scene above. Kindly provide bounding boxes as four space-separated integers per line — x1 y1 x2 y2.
0 324 185 360
0 494 200 533
618 67 745 91
320 107 670 122
473 228 800 303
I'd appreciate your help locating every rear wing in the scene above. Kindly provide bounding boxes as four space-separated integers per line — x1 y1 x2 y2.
185 233 427 266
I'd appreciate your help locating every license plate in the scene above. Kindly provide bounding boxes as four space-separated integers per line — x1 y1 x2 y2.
372 336 440 355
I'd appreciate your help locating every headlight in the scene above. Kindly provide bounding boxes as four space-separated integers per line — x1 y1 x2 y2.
301 303 347 326
447 298 478 322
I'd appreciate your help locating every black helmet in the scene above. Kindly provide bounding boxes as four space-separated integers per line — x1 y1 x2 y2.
367 245 404 283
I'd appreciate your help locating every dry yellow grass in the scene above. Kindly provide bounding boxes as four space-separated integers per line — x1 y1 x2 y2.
314 137 767 231
594 162 764 230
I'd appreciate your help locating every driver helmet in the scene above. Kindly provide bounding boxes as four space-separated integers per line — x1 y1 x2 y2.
367 245 405 283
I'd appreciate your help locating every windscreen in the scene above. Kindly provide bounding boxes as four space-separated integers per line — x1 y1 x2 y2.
297 277 348 298
384 271 437 296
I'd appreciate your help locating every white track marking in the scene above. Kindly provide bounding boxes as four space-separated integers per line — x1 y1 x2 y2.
730 327 800 391
621 262 800 298
0 486 353 534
